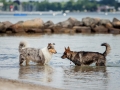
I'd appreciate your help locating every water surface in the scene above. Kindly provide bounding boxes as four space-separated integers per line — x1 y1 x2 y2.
0 33 120 90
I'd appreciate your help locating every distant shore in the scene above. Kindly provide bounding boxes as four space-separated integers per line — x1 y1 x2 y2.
0 77 61 90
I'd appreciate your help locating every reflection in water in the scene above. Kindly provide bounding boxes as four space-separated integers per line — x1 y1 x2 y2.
73 66 106 73
62 66 108 90
1 33 120 90
19 65 54 83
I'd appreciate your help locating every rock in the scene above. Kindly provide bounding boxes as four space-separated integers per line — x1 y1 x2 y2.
67 17 78 25
25 28 43 33
112 18 120 28
16 21 24 24
92 25 108 33
9 21 24 33
0 21 13 33
113 18 119 22
9 18 44 33
44 20 54 29
44 29 52 33
99 19 111 25
23 18 44 29
52 25 62 33
109 28 120 34
74 20 83 26
52 25 75 33
82 17 100 26
58 21 73 28
2 21 13 33
60 28 75 33
73 26 91 33
57 17 78 28
0 22 5 32
105 23 113 29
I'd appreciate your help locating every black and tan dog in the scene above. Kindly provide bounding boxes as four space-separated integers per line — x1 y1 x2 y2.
61 43 110 66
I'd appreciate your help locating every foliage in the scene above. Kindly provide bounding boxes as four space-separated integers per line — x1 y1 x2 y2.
0 0 120 11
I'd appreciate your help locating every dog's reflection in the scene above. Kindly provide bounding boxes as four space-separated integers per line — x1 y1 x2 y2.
74 66 107 73
64 65 108 78
19 64 54 82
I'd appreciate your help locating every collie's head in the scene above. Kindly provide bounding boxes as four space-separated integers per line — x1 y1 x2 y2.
47 43 57 54
61 46 72 59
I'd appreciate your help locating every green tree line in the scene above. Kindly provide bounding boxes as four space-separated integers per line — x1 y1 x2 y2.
0 0 120 12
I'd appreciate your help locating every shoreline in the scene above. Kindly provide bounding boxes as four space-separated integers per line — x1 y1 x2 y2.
0 77 62 90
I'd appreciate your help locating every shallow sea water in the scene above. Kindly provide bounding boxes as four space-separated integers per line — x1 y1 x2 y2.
0 33 120 90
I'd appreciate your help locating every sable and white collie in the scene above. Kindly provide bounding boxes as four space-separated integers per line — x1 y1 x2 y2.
61 43 110 66
19 41 57 65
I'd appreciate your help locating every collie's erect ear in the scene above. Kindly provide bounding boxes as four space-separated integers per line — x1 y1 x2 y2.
53 43 55 45
68 46 70 51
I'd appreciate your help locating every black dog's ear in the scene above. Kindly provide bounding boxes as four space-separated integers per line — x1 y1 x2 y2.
68 46 70 51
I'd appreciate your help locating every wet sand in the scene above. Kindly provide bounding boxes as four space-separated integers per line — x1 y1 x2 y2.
0 78 61 90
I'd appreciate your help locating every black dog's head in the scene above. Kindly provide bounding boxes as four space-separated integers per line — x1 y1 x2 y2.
61 46 72 59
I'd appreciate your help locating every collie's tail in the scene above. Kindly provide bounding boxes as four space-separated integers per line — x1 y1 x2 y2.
19 41 29 52
101 43 111 56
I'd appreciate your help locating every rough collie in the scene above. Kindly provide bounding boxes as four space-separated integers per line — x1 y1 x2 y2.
19 41 57 65
61 43 110 66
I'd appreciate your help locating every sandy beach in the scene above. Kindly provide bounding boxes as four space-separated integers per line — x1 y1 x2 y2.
0 78 61 90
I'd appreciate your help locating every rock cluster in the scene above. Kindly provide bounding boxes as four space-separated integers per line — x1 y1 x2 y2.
0 17 120 34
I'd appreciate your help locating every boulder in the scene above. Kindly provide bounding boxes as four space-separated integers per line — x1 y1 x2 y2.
44 20 54 29
67 17 78 25
57 17 78 28
59 28 75 33
109 28 120 34
44 29 52 33
73 26 91 33
22 18 44 29
52 25 75 33
112 18 120 28
92 25 108 33
0 21 13 33
52 25 62 33
105 23 113 29
82 17 100 26
74 20 83 26
0 22 5 32
25 28 43 33
9 18 44 33
9 21 24 33
99 19 111 25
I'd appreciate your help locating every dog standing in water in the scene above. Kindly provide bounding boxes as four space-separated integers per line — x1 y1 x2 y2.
19 41 57 65
61 43 110 66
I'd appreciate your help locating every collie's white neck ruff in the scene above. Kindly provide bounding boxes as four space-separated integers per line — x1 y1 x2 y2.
41 47 53 64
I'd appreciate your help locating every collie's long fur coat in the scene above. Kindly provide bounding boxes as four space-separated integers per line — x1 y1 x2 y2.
19 41 57 65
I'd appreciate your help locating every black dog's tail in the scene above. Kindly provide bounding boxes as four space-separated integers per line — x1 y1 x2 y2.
101 43 111 56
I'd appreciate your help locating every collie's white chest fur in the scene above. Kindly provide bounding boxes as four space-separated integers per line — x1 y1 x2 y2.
41 47 53 64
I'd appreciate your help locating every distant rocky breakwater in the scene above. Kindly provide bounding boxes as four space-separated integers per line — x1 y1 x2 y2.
0 17 120 34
